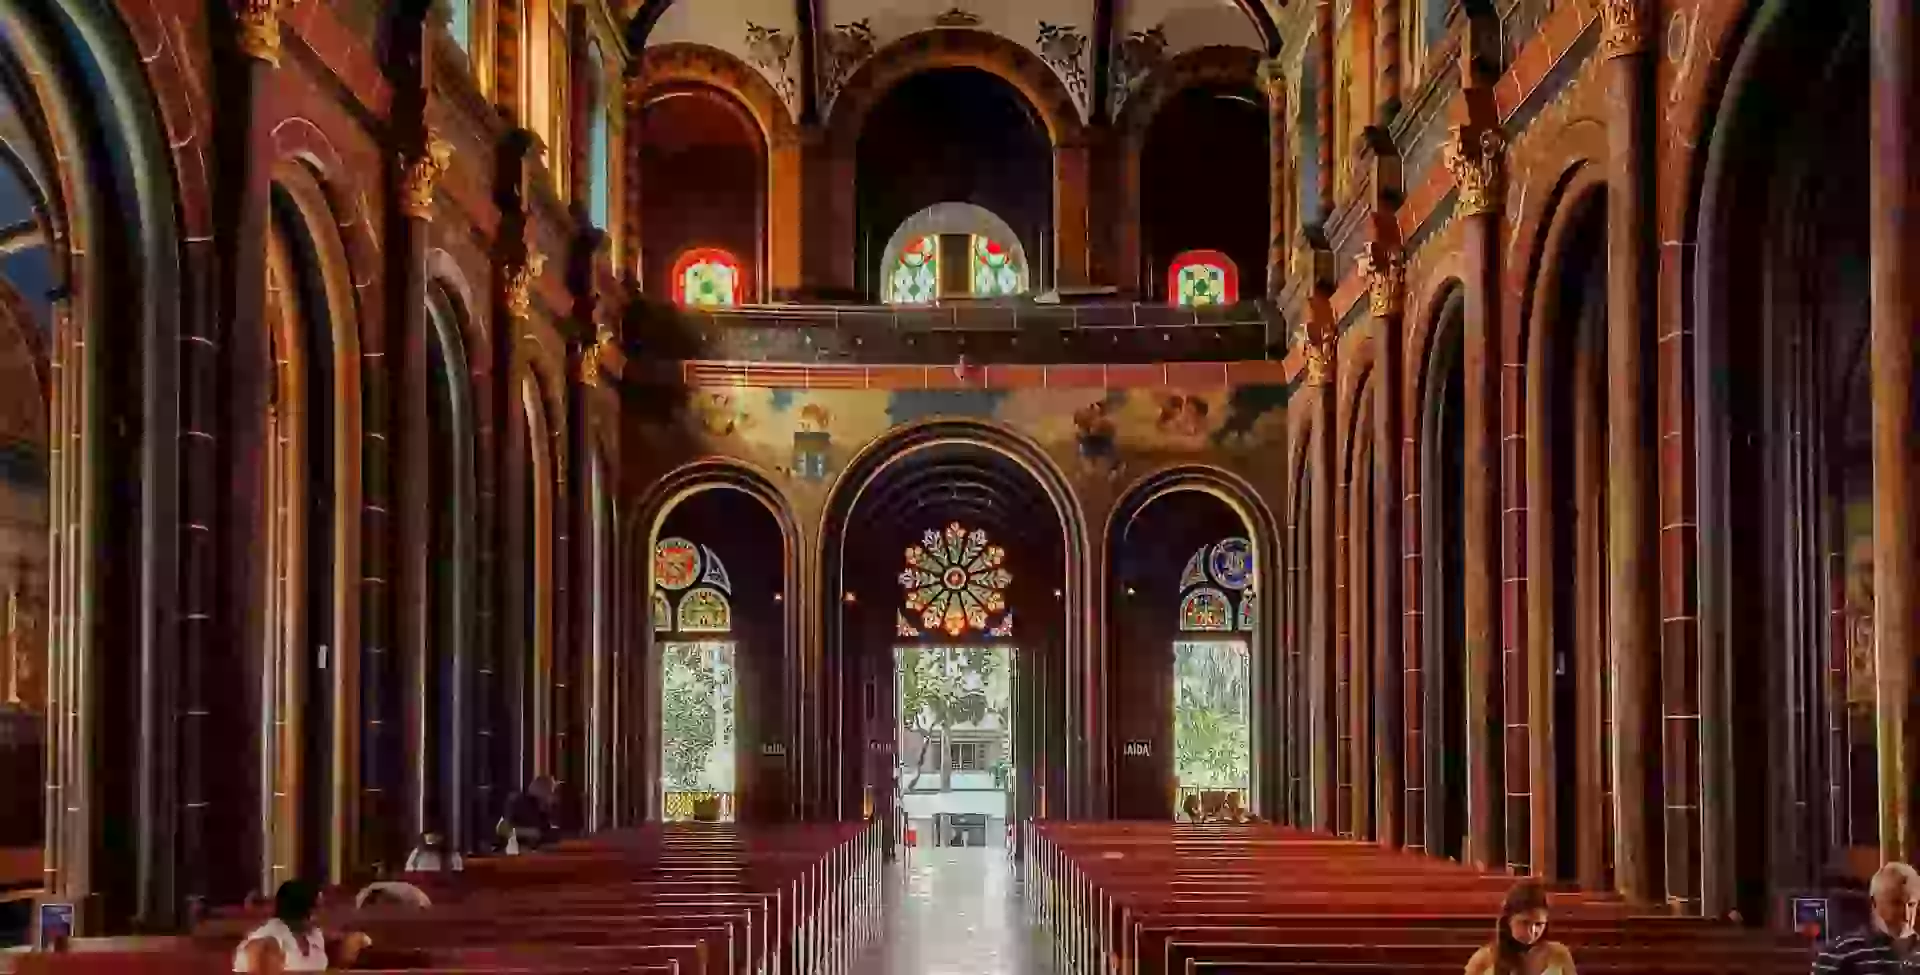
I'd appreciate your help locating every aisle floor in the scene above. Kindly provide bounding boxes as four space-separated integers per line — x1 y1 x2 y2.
853 845 1054 974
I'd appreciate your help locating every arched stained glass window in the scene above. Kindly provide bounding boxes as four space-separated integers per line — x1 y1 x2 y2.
899 522 1013 638
1167 249 1240 307
653 537 733 634
1177 537 1255 631
587 43 612 229
653 590 672 631
672 248 743 307
888 235 938 305
655 535 737 821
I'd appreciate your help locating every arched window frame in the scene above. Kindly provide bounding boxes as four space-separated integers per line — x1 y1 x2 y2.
1166 249 1241 307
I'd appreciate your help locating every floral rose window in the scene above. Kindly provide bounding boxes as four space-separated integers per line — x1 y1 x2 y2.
896 522 1013 638
1167 249 1240 307
671 247 743 307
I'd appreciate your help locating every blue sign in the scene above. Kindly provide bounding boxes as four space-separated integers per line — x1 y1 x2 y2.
39 901 73 949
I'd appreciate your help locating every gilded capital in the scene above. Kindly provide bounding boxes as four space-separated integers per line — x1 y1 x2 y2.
234 0 282 66
400 134 454 222
1442 124 1506 217
1298 321 1336 387
1357 242 1405 318
580 324 619 388
504 251 546 320
1257 58 1289 110
1599 0 1648 59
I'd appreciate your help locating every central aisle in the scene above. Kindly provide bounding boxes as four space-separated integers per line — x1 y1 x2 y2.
854 845 1053 974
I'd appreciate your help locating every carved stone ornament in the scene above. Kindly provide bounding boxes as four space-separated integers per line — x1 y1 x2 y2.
504 250 547 320
1356 242 1405 318
400 134 454 222
1599 0 1648 59
235 0 282 65
581 324 623 388
1037 22 1090 108
1109 26 1169 116
1298 321 1336 387
1257 58 1289 110
1442 124 1506 217
820 20 877 110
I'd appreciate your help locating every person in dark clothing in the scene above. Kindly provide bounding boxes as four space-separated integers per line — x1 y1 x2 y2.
1813 862 1920 974
496 776 556 853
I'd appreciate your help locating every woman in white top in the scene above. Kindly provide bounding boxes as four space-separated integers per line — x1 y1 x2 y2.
233 879 371 973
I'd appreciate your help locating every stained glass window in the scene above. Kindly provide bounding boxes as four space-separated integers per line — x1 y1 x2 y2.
699 545 732 593
1167 250 1240 307
972 236 1022 296
444 0 472 54
899 522 1013 638
655 537 701 591
653 590 672 632
588 44 610 228
671 248 742 307
677 587 731 633
888 235 938 305
1178 537 1255 632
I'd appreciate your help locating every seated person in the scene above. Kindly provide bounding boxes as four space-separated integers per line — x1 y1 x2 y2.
402 829 463 873
355 879 432 910
496 776 556 854
233 879 371 973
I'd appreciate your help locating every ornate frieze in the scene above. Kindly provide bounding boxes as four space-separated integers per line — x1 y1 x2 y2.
505 250 547 320
400 133 453 222
234 0 281 66
1599 0 1649 59
1442 124 1506 217
1357 241 1405 318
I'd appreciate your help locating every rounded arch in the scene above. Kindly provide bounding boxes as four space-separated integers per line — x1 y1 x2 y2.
875 202 1031 297
669 246 746 306
818 418 1093 819
635 43 798 145
826 29 1087 151
1104 464 1282 815
628 459 802 823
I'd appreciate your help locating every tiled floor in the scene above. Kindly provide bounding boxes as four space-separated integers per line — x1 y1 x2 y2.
853 845 1055 974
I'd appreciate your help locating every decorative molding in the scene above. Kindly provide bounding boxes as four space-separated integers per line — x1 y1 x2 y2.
933 7 982 28
234 0 281 66
1109 26 1168 116
1441 124 1505 217
581 324 625 388
745 22 798 105
1356 241 1404 318
1037 22 1091 109
399 133 453 222
1298 321 1335 386
505 250 547 320
1257 56 1288 107
820 19 876 112
1599 0 1648 59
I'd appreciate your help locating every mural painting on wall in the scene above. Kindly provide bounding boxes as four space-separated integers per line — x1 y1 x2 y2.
650 382 1292 497
745 22 798 106
1037 22 1090 111
1109 25 1169 116
821 19 876 112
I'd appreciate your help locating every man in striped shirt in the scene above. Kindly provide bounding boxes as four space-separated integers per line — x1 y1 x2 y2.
1814 862 1920 973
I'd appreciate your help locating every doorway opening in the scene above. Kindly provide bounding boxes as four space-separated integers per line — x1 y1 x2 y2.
895 644 1014 848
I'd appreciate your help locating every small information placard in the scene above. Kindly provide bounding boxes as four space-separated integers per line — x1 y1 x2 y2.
38 901 73 950
1122 740 1152 757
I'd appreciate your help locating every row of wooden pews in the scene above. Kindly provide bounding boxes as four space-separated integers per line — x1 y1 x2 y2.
1026 821 1814 975
15 821 879 975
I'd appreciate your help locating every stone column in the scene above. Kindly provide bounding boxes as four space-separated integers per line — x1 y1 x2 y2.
397 135 451 846
1262 61 1288 299
1445 123 1512 872
1054 143 1092 290
1304 315 1339 832
1360 241 1412 851
621 76 646 288
1601 0 1660 903
1871 0 1920 862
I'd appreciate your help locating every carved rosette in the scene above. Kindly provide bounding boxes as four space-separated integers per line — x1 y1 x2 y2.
504 251 547 320
1599 0 1648 59
1298 322 1336 387
234 0 282 66
400 134 453 222
1442 125 1506 217
1357 242 1405 318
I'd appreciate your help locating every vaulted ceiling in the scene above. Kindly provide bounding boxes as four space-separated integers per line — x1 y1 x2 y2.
629 0 1284 125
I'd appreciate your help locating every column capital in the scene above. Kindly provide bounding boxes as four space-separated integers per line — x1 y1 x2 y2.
1599 0 1650 59
233 0 282 66
1258 58 1290 109
400 133 454 222
580 323 626 388
1442 124 1507 217
1297 320 1337 387
505 250 547 320
1357 241 1405 318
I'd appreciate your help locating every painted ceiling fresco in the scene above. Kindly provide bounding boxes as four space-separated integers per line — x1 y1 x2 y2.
642 0 1275 119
